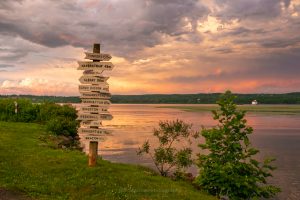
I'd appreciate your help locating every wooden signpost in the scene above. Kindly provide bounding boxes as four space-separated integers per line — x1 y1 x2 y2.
77 43 114 167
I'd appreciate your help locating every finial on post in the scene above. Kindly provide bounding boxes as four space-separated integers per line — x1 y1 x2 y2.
93 43 100 54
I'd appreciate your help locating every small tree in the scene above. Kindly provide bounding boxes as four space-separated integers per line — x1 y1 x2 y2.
137 119 199 177
195 91 280 199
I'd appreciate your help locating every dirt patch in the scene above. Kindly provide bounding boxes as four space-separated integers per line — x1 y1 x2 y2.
0 188 31 200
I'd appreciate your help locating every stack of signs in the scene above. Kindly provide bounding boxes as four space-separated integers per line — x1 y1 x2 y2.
77 48 114 142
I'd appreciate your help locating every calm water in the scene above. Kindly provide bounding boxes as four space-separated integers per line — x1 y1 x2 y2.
79 104 300 200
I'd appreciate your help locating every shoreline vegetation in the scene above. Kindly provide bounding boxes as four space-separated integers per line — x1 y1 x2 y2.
0 92 280 199
0 121 215 200
1 92 300 104
157 104 300 114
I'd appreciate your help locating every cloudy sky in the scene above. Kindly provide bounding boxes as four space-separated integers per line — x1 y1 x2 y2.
0 0 300 95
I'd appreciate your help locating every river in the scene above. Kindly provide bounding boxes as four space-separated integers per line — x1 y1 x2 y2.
77 104 300 200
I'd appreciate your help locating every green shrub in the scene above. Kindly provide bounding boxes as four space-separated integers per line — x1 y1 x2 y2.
0 98 38 122
138 119 199 177
46 116 79 137
195 91 280 199
38 102 77 123
0 98 79 138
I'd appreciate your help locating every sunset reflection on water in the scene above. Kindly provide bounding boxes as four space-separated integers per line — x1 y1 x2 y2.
77 104 300 200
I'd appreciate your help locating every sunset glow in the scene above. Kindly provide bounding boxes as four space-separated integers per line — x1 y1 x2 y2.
1 0 300 95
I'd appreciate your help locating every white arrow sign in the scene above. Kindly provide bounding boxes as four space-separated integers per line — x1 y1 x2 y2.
77 61 114 71
77 113 113 121
78 127 111 135
81 92 111 99
79 84 109 93
85 52 112 61
79 76 109 84
81 99 111 106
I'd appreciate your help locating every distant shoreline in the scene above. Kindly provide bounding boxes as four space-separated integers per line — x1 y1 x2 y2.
1 92 300 104
157 104 300 114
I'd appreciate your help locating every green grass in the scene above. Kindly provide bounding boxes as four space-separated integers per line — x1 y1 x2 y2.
158 104 300 114
0 121 215 200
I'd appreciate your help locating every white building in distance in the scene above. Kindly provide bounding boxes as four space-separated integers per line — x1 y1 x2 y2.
252 100 258 105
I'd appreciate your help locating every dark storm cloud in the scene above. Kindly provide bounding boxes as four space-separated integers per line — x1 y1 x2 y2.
0 64 14 68
224 27 267 36
231 36 300 49
96 0 209 54
211 47 234 54
0 0 23 10
1 0 297 55
0 21 71 48
0 0 209 55
0 45 33 61
144 0 207 34
259 37 300 48
167 47 300 84
214 0 285 21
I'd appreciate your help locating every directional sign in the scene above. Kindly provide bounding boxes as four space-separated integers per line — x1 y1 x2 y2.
83 70 104 76
77 113 113 121
77 61 114 71
85 52 112 61
99 114 113 120
81 92 111 99
79 76 109 84
81 120 102 127
80 106 109 114
77 114 99 121
79 84 109 93
81 135 106 142
78 127 111 135
81 99 111 106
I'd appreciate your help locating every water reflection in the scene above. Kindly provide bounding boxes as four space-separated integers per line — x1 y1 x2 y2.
77 104 300 200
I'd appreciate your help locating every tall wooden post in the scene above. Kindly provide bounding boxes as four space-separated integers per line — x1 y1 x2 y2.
76 43 114 167
89 141 98 166
88 44 100 167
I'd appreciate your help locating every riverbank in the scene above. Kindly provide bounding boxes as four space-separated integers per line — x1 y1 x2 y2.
0 121 215 200
2 92 300 104
158 104 300 114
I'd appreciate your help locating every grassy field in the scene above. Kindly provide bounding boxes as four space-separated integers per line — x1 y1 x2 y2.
0 121 215 200
158 104 300 114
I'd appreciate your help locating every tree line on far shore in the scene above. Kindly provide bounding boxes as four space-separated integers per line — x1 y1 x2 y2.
1 92 300 104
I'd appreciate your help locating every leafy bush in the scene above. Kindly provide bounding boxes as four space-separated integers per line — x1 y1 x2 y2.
195 91 280 199
46 116 78 137
0 98 79 138
138 119 199 177
38 102 77 123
